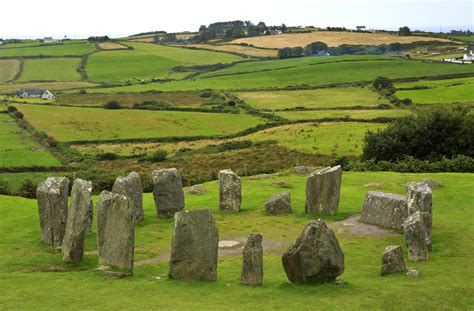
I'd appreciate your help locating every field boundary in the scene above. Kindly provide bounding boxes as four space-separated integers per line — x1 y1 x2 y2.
7 58 24 83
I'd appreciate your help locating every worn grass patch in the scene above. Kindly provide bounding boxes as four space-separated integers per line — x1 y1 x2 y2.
17 58 81 82
0 59 21 83
98 42 128 50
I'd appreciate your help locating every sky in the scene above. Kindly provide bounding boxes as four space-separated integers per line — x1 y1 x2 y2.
0 0 472 39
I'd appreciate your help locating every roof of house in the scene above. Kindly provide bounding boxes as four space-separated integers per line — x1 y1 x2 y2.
16 88 48 95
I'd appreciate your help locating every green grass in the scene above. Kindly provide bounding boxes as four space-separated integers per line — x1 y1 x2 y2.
0 43 96 57
447 35 474 43
0 171 473 309
0 172 69 192
0 114 61 168
15 104 264 142
0 82 99 94
275 109 412 120
238 87 388 110
396 77 474 105
87 42 244 83
0 59 21 83
17 58 81 82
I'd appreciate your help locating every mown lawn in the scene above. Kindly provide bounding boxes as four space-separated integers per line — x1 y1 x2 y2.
0 171 472 309
0 114 61 168
14 104 264 142
275 109 412 121
0 43 96 57
17 58 82 82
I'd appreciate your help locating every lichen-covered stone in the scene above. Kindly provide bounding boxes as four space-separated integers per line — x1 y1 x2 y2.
62 179 92 263
112 171 144 223
404 211 428 261
406 182 432 250
381 245 406 276
169 209 218 281
241 233 263 286
360 191 408 229
265 192 292 215
219 169 241 212
282 220 344 283
97 191 134 274
152 168 184 218
305 166 342 215
36 177 69 245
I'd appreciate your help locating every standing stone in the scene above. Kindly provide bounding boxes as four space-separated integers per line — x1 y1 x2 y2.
152 168 184 218
305 166 342 215
97 191 134 274
62 179 92 263
241 233 263 286
381 245 406 276
112 171 144 223
282 220 344 283
403 211 428 261
406 182 432 250
265 192 292 215
169 209 218 281
219 169 241 212
360 191 408 229
36 177 69 245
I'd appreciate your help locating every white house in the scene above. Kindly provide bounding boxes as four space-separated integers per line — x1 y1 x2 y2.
0 40 3 45
44 37 54 43
16 89 54 100
463 51 473 61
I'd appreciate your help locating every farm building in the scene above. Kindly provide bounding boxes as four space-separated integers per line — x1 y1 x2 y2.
356 26 367 31
443 51 473 64
43 37 54 43
16 89 54 100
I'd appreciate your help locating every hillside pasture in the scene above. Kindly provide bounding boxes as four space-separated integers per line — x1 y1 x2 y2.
14 104 264 142
0 43 96 57
0 59 21 83
17 58 81 82
98 42 129 50
275 109 411 121
0 81 99 94
230 31 453 49
185 44 278 58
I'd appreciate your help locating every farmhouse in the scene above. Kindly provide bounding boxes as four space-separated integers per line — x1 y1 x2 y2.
44 37 54 43
356 26 367 31
443 51 473 64
16 89 54 100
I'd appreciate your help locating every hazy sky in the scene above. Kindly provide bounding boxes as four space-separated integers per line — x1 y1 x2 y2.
1 0 472 38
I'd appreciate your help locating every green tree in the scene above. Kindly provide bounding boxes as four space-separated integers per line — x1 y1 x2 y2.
304 41 329 56
398 26 412 36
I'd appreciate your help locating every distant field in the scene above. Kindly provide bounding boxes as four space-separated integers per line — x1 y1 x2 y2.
447 35 474 43
238 87 387 110
15 104 264 142
0 81 99 94
185 44 278 58
396 77 474 105
0 114 61 168
17 58 81 82
87 41 244 83
98 42 128 50
275 109 411 120
0 43 96 57
230 31 452 49
0 59 21 83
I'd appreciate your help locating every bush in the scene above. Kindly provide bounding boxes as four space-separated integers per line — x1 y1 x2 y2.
19 179 36 199
373 77 393 90
400 98 412 105
103 100 121 109
147 149 167 162
96 152 118 161
79 89 87 94
0 180 11 195
7 106 17 112
14 111 24 119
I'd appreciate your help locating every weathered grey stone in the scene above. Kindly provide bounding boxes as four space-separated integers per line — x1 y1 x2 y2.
282 220 344 283
36 177 70 245
407 269 421 277
293 166 317 175
422 179 441 189
97 191 134 274
360 191 408 229
381 245 406 276
404 211 428 261
112 171 144 223
169 209 218 281
86 202 93 235
406 182 432 250
219 169 241 212
62 179 92 263
185 184 208 195
152 168 184 218
265 192 292 215
271 181 293 188
241 233 263 286
305 166 342 215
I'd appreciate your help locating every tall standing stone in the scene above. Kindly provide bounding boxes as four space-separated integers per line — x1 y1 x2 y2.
169 209 219 281
97 191 134 274
241 233 263 286
36 177 69 245
152 168 184 218
360 191 408 229
219 169 241 212
406 182 432 250
112 171 144 223
381 245 406 276
403 211 428 261
282 220 344 283
305 166 342 215
62 179 92 263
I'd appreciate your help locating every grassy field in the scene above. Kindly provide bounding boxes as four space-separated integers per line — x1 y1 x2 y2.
230 31 453 48
98 42 128 50
185 44 278 58
396 77 474 105
447 35 474 43
0 59 21 83
17 58 81 82
0 43 96 57
238 87 388 110
14 104 264 142
87 42 244 83
275 109 411 120
0 171 473 309
0 114 61 168
0 82 99 94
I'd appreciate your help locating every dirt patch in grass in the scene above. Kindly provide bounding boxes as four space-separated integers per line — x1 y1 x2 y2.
330 214 400 237
98 42 128 50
